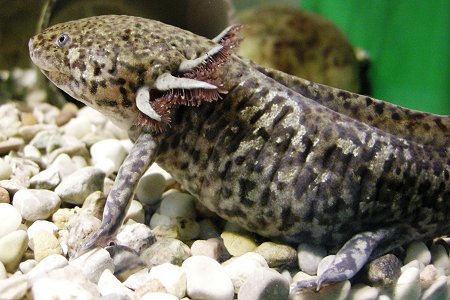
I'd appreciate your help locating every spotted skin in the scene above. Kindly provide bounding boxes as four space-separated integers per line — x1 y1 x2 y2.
29 15 449 290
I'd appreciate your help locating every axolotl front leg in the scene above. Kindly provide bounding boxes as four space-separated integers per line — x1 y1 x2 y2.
76 131 157 256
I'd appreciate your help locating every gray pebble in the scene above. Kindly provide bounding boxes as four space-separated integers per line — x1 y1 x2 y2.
30 168 60 189
141 238 191 267
66 213 101 255
365 254 402 287
106 245 146 281
0 138 24 155
70 248 115 284
55 166 105 205
298 243 327 275
255 241 297 268
237 268 289 300
116 223 156 254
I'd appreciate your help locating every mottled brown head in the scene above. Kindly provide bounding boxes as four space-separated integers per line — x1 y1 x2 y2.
29 15 225 131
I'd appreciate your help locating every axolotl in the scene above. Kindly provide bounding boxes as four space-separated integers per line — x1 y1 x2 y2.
29 15 449 291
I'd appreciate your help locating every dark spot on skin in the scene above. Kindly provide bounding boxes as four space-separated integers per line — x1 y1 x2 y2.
99 80 107 88
322 144 337 167
365 97 373 107
96 99 117 107
422 123 431 131
219 160 232 180
374 103 385 115
256 127 270 141
444 169 449 180
90 81 98 95
239 178 257 207
343 101 351 110
180 162 188 170
337 90 352 100
234 156 245 165
272 106 293 128
434 118 447 131
418 180 431 195
391 112 401 120
221 186 232 198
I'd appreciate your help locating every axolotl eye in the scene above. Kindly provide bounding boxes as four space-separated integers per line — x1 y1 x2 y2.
56 33 70 48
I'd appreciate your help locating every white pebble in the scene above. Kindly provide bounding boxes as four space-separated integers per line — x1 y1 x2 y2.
98 269 133 298
237 268 289 300
149 213 176 229
13 189 61 221
145 162 174 185
404 241 431 265
123 268 149 290
19 259 38 274
93 158 116 177
64 116 92 139
394 267 420 300
116 223 155 254
70 248 114 284
136 173 166 205
27 220 59 250
421 275 448 300
160 191 196 219
297 243 327 275
30 168 61 189
0 203 22 238
48 153 76 179
222 252 269 293
348 284 380 300
23 144 41 161
182 256 234 300
32 230 62 261
32 277 97 300
55 166 105 205
0 230 28 272
0 262 5 279
401 259 423 273
26 254 68 283
148 263 187 298
77 106 107 126
0 274 28 300
0 158 12 180
139 292 179 300
430 244 450 275
126 200 145 224
90 139 127 173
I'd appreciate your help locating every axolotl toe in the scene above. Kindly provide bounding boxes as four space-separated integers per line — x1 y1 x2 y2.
29 15 449 291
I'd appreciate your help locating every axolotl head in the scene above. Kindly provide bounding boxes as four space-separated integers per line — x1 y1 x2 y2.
29 15 240 133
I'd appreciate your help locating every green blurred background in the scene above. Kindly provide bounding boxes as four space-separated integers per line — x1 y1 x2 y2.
301 0 449 115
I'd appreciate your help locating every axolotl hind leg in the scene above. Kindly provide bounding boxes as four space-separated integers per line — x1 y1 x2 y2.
290 228 396 293
74 131 157 258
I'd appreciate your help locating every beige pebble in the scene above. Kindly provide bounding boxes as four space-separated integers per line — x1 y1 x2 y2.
55 103 78 126
0 187 10 203
221 231 258 257
33 230 62 261
21 112 38 126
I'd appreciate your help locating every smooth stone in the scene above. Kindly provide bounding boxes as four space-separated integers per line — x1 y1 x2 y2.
104 121 128 140
55 166 105 205
393 267 420 300
26 254 68 283
182 255 234 300
421 275 448 300
13 189 61 221
29 129 63 152
0 179 25 194
420 264 438 290
404 241 431 265
32 277 99 300
365 254 402 286
51 207 78 230
98 269 133 298
290 280 351 300
222 252 269 293
29 168 60 189
401 259 423 273
0 262 5 279
0 187 10 203
141 238 191 267
190 238 230 262
81 191 106 220
33 230 62 261
139 292 179 300
297 243 327 275
145 162 174 185
55 102 78 126
0 203 22 238
135 173 166 205
23 144 41 161
149 213 176 229
0 158 12 180
21 112 38 126
78 106 107 126
94 158 116 176
27 220 59 250
90 139 127 173
0 230 28 272
18 259 38 274
256 241 297 268
106 245 146 281
66 213 101 255
159 191 196 219
148 262 187 298
347 284 379 300
0 138 24 155
0 274 28 300
123 268 149 290
47 153 76 179
134 278 167 299
116 223 156 254
430 244 450 275
70 248 115 284
125 200 145 224
237 268 289 300
64 116 92 139
221 231 258 256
